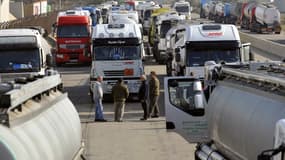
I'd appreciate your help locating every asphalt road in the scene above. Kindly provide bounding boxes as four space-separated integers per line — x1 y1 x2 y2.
57 59 196 160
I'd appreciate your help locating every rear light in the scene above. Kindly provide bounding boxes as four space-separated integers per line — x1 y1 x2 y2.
124 68 134 76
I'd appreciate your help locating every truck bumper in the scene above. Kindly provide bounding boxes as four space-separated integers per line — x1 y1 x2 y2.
56 52 91 64
90 77 141 95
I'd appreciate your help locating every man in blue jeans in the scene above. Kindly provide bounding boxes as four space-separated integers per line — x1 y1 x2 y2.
93 76 107 122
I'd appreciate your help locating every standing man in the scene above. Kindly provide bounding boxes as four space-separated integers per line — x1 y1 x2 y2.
111 78 129 122
138 74 148 120
148 71 160 118
93 76 107 122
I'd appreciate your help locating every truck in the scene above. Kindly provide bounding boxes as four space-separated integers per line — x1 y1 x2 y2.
171 24 252 78
90 23 144 99
0 71 84 159
223 2 243 25
142 5 160 35
154 11 183 64
0 28 53 82
164 61 285 160
173 0 192 20
55 10 92 66
240 2 281 33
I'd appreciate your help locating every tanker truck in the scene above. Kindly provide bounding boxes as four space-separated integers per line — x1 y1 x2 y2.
240 2 281 34
0 71 84 159
250 3 281 34
165 61 285 160
213 2 224 23
223 2 243 25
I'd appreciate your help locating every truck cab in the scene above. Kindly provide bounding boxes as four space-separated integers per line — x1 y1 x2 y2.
171 24 252 78
155 11 183 64
55 10 92 65
173 0 192 20
165 61 285 160
0 28 53 82
90 23 144 98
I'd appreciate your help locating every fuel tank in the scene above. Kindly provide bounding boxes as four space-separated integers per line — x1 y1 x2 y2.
0 72 83 160
206 63 285 160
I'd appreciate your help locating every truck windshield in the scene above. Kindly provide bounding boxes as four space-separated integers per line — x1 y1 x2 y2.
57 25 89 38
0 49 40 73
186 49 240 67
93 45 141 60
175 6 190 12
144 10 152 20
160 21 177 38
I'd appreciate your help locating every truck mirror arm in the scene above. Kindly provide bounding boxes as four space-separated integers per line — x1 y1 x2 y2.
258 143 285 160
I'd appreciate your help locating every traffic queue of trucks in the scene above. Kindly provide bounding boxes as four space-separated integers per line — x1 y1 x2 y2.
200 0 281 34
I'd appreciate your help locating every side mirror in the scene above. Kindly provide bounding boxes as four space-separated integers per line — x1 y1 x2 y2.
192 81 205 116
175 47 180 53
175 53 181 62
46 54 53 67
241 43 253 62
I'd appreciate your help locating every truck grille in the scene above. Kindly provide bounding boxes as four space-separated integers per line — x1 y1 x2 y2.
66 44 81 49
104 70 124 76
69 53 79 59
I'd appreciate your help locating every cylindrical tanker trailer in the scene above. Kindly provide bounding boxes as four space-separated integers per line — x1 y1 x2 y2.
208 1 217 20
213 2 224 23
251 4 281 34
240 2 257 29
164 61 285 160
198 61 285 160
0 71 84 160
227 2 243 25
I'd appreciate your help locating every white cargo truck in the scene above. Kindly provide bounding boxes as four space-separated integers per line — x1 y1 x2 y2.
154 11 183 64
171 24 252 78
90 23 144 98
0 28 53 82
164 61 285 160
173 0 192 20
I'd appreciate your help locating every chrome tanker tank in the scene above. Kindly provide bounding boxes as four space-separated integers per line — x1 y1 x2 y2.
0 71 84 160
200 62 285 160
255 4 280 25
242 2 257 19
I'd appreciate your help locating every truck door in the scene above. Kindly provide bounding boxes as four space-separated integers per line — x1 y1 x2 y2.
164 77 209 143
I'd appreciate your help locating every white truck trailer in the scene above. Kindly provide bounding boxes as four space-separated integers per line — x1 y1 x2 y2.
90 23 144 98
0 28 53 82
171 24 252 78
164 61 285 160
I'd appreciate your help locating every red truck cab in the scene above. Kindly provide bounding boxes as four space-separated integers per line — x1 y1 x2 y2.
55 10 92 65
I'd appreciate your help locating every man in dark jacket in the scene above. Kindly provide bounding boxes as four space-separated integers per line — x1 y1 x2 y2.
138 74 148 120
111 78 129 122
148 71 160 118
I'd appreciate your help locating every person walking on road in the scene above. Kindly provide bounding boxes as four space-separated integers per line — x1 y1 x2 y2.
93 76 107 122
138 74 148 120
111 78 129 122
148 71 160 118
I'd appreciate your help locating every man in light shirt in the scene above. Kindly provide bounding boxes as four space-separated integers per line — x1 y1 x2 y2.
93 76 107 122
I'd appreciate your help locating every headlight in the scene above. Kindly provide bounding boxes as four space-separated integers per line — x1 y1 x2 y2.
56 54 64 58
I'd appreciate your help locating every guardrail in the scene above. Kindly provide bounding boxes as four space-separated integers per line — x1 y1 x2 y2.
239 31 285 59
